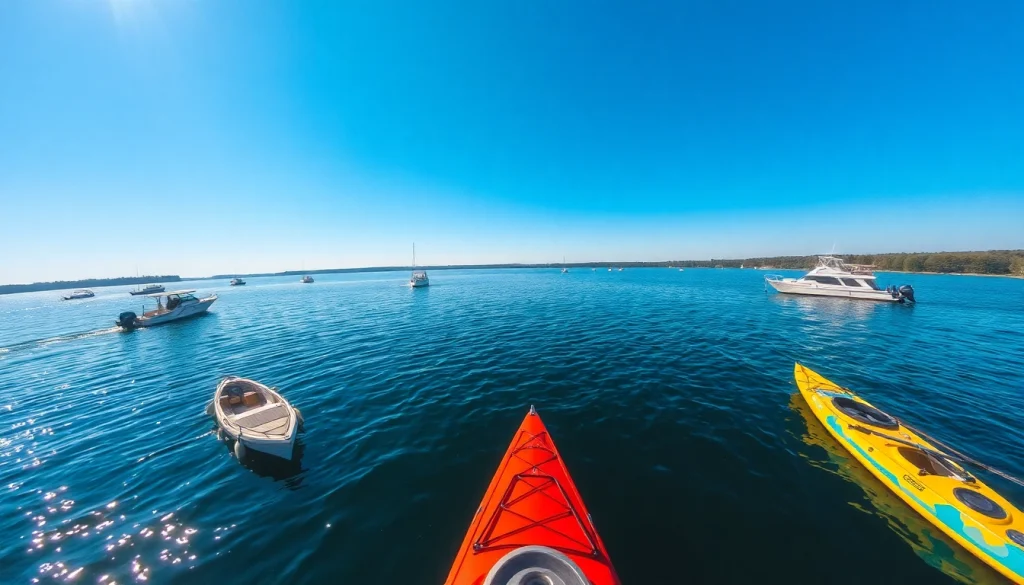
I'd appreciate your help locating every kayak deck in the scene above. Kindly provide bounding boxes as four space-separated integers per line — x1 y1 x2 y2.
795 363 1024 584
445 407 620 585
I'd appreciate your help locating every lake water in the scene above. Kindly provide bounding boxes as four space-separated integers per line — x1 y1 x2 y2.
2 268 1022 584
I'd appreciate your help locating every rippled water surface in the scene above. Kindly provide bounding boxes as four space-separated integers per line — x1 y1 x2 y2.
2 269 1023 584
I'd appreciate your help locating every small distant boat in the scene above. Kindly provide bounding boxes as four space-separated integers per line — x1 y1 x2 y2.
679 268 685 272
115 289 217 329
410 243 429 287
300 275 314 283
208 377 301 460
608 267 612 272
740 264 745 269
765 256 915 303
230 278 246 286
618 267 623 272
63 289 95 300
560 256 568 274
130 284 165 296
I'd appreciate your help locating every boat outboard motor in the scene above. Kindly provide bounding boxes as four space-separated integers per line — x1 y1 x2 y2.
116 311 138 329
887 284 916 303
898 284 916 303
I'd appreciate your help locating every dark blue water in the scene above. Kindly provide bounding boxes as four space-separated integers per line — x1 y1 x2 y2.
2 268 1022 584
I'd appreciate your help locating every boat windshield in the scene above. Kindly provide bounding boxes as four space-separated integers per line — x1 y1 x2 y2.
817 256 876 275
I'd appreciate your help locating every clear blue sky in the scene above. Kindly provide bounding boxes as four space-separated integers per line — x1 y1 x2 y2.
2 0 1022 282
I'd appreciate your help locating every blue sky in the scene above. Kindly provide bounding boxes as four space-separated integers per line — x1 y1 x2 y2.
1 0 1022 282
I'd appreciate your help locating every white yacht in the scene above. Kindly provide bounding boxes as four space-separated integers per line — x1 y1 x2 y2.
230 278 246 286
63 289 95 300
409 243 429 287
130 284 165 296
300 275 314 283
765 256 915 303
208 376 301 461
115 289 217 329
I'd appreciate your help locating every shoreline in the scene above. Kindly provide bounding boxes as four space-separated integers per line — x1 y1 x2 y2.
4 265 1022 295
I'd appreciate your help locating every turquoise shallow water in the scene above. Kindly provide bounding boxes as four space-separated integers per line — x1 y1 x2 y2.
1 268 1022 584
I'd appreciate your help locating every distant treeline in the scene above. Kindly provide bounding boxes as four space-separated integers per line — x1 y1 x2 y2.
210 251 1024 277
0 276 182 296
5 250 1022 294
726 250 1024 275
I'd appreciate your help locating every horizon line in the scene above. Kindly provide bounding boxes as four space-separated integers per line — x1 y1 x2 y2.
3 248 1022 288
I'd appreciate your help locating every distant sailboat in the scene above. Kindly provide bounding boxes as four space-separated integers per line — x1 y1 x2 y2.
410 243 429 288
561 256 568 274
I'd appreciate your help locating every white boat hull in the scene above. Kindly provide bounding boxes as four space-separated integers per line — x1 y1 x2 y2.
212 377 298 460
220 426 295 459
136 296 217 326
766 279 900 302
410 280 429 288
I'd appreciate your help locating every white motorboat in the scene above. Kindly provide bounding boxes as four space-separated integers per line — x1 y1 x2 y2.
115 289 217 329
208 377 300 460
130 284 165 296
230 278 246 286
765 256 916 303
63 289 95 300
409 243 429 287
300 275 314 283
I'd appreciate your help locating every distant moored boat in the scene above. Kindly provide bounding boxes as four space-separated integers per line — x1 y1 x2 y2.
130 284 165 296
63 289 95 300
410 243 429 288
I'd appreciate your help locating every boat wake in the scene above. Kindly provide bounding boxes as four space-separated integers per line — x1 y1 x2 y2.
0 327 122 355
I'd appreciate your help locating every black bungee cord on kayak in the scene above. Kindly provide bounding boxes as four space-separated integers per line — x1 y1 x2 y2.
895 418 1024 490
845 422 976 483
802 370 1024 489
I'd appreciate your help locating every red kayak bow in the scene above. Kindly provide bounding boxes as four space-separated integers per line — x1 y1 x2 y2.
444 406 621 585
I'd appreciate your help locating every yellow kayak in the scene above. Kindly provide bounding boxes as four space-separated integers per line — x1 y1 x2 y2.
791 393 1002 584
795 363 1024 584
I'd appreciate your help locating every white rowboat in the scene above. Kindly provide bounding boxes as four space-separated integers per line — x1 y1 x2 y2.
208 377 300 460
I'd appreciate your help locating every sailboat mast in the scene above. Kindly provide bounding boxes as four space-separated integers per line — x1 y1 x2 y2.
413 243 416 268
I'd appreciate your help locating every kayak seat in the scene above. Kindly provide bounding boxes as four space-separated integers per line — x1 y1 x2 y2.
831 397 899 430
897 447 959 478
